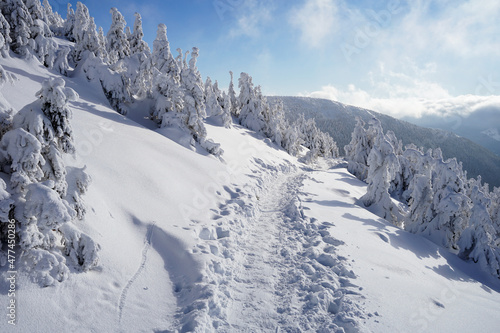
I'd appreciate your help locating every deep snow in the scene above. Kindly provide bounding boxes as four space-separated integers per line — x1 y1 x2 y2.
0 55 500 332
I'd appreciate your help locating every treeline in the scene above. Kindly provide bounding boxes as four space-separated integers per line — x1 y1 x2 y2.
346 117 500 278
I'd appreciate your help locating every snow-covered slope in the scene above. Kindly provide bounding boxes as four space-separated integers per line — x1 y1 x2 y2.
1 57 500 332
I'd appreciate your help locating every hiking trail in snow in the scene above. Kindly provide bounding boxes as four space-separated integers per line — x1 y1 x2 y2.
195 163 368 332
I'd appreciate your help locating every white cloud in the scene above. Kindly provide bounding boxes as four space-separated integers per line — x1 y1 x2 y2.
228 1 272 39
377 0 500 58
302 65 500 119
289 0 338 48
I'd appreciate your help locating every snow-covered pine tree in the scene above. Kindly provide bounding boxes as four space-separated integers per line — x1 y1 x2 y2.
458 185 500 278
1 0 34 57
129 12 150 55
106 7 130 64
72 1 96 62
152 23 179 79
220 90 232 128
36 77 77 154
65 166 92 220
150 23 184 126
404 148 436 235
0 11 11 56
124 13 150 98
204 76 226 127
96 26 108 62
266 99 286 147
62 3 75 41
238 72 265 132
25 0 45 22
385 130 404 198
282 121 301 156
13 77 77 195
151 67 185 128
0 65 14 135
180 47 208 142
30 14 58 68
0 128 45 192
428 157 471 250
228 70 239 116
318 131 339 159
53 45 70 75
344 117 371 181
42 0 64 32
361 117 403 227
1 78 98 284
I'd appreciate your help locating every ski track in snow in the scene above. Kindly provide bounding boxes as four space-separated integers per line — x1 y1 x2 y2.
195 163 367 332
117 222 156 325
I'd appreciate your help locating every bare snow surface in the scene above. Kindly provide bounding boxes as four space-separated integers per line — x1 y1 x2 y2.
1 57 500 332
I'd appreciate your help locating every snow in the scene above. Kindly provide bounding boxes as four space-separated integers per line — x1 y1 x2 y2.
1 54 500 332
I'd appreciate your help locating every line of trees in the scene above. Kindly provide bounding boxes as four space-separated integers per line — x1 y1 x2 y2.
345 117 500 278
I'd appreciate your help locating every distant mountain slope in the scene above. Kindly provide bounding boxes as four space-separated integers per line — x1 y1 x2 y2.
269 96 500 187
403 106 500 157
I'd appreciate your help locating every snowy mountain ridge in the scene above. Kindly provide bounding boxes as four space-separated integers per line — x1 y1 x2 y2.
270 96 500 188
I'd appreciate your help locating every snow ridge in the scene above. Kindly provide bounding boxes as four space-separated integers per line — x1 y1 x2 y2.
117 222 156 325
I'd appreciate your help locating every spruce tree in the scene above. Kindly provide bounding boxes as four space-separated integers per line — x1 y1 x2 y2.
106 7 130 64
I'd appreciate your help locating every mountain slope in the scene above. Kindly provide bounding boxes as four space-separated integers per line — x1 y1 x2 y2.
1 57 500 332
270 96 500 187
404 107 500 157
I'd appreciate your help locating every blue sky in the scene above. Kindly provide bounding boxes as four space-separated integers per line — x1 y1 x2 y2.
53 0 500 119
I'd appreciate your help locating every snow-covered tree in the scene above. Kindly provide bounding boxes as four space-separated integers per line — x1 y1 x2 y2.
427 157 471 249
36 77 77 154
0 65 14 135
205 76 226 126
266 100 286 147
404 149 436 235
81 53 131 115
0 178 12 222
129 12 150 55
106 7 130 64
1 0 33 56
25 0 45 22
0 128 44 192
151 69 184 128
345 117 371 181
282 121 302 156
72 2 98 62
152 23 179 78
1 78 98 284
96 26 108 61
180 47 207 141
458 185 500 278
220 91 233 128
62 3 75 41
0 10 12 56
238 72 265 132
66 166 91 220
53 45 70 75
228 70 239 116
361 118 403 227
30 17 58 68
11 78 76 196
42 0 63 31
